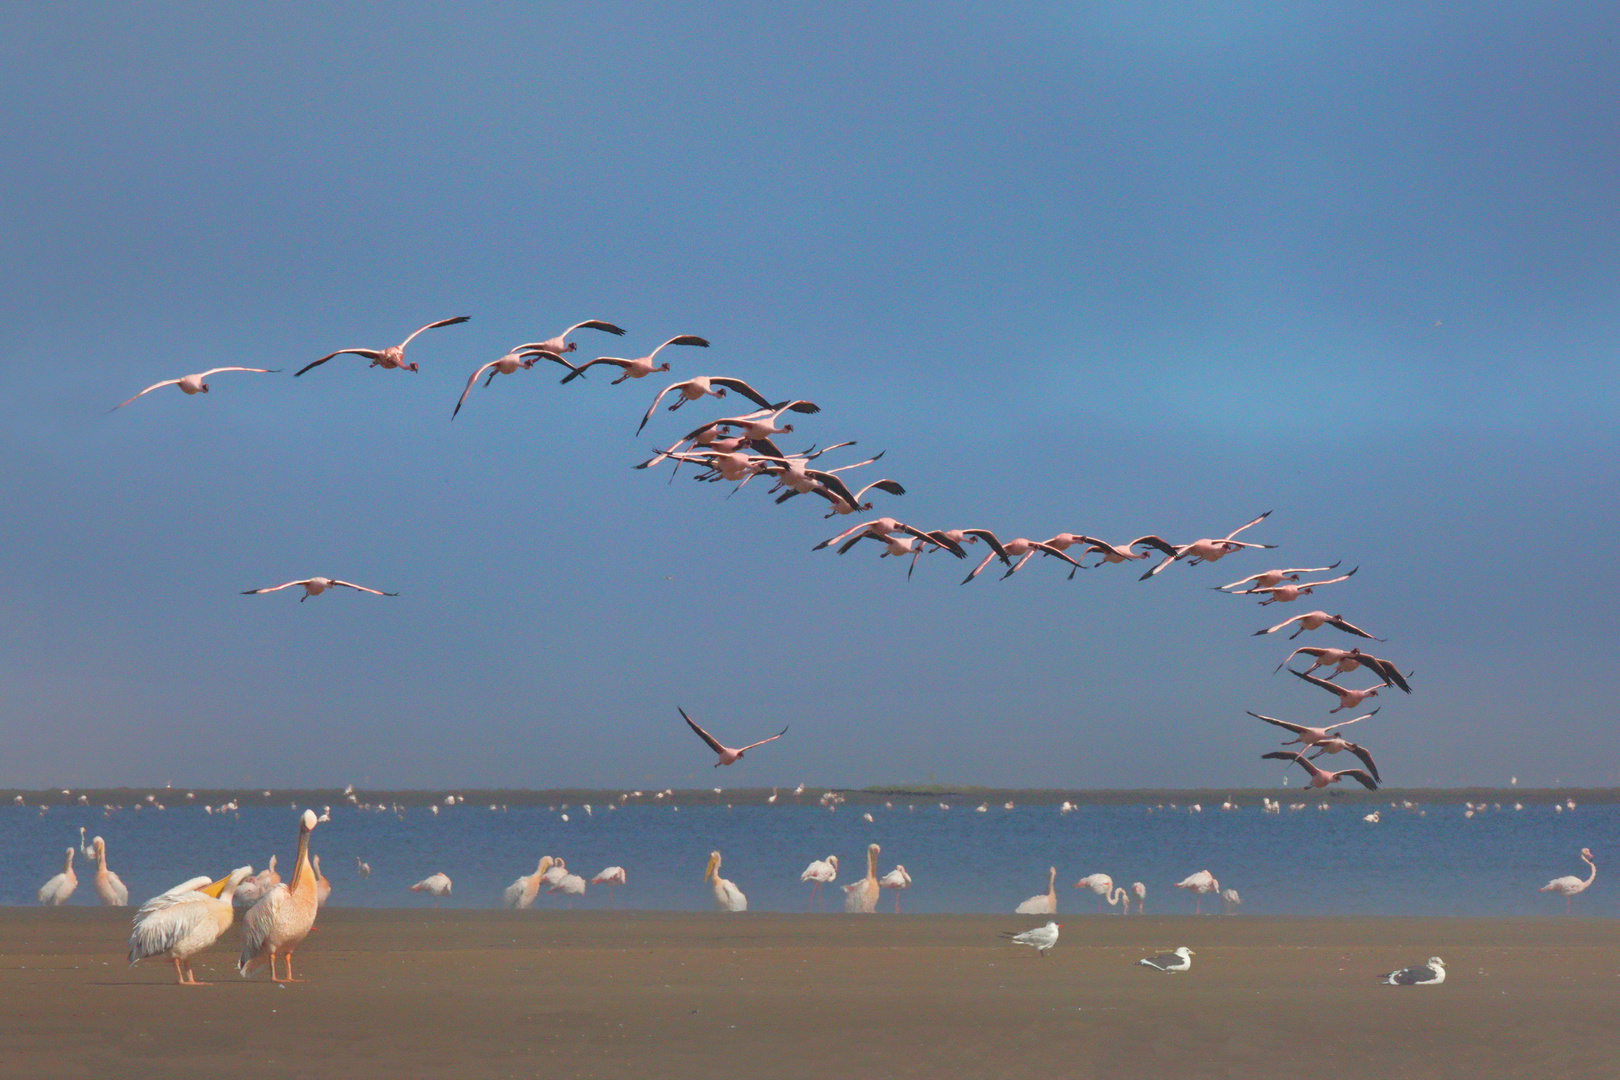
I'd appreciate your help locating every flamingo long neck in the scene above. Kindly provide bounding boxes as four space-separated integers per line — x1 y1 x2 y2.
1107 885 1127 909
1583 854 1597 887
288 828 312 895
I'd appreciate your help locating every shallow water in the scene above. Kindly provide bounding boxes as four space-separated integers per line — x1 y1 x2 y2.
5 798 1610 917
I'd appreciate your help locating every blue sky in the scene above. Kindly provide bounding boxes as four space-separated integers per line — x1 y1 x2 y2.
2 4 1615 789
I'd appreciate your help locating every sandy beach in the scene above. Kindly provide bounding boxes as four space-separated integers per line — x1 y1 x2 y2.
3 908 1614 1079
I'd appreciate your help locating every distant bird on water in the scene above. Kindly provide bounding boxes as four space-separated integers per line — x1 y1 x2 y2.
108 367 279 412
1173 870 1219 914
1001 921 1060 957
37 848 77 905
238 809 320 982
1539 848 1596 914
294 316 470 376
1139 946 1195 972
705 850 746 912
679 707 788 767
1017 867 1058 915
241 577 398 601
409 873 453 905
560 334 709 385
1130 881 1147 914
1378 957 1445 985
879 864 911 913
354 856 370 879
128 867 254 985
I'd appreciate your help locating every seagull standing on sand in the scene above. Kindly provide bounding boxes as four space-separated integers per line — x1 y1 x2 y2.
1539 848 1596 914
241 577 398 602
294 316 469 375
1139 947 1195 972
109 367 280 411
1001 921 1060 957
1378 957 1445 985
679 707 788 767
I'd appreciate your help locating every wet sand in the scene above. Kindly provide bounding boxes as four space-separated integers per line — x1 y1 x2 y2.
3 909 1614 1079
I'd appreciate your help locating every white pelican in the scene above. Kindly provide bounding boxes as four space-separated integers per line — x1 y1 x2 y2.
1016 867 1058 915
547 873 587 906
91 836 129 906
590 866 626 904
1130 882 1146 914
842 844 881 914
1001 921 1059 957
1378 957 1445 985
294 316 470 376
1263 750 1378 790
1288 669 1389 713
354 856 370 878
451 347 580 419
1276 647 1412 693
1539 848 1596 914
679 707 788 767
312 855 332 905
108 367 279 411
409 872 453 904
503 856 556 910
1174 871 1219 914
800 855 839 909
241 576 398 601
635 375 779 433
129 867 253 985
705 851 746 912
1214 562 1342 591
1235 568 1359 606
560 334 709 384
878 864 911 913
238 809 320 982
1253 610 1382 641
1247 710 1382 782
38 848 77 905
1075 873 1127 914
1139 946 1195 972
1140 511 1276 579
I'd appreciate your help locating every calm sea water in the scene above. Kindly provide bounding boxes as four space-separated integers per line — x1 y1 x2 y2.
5 799 1611 918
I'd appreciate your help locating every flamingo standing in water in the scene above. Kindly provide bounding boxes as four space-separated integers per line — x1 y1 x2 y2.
590 866 627 905
294 316 470 376
800 855 838 910
1075 873 1127 913
560 334 709 384
842 844 882 914
1141 511 1276 579
1174 870 1219 914
109 367 280 411
1130 882 1147 914
879 865 911 913
91 836 129 906
37 848 77 905
1017 867 1058 915
1539 848 1596 914
409 873 453 905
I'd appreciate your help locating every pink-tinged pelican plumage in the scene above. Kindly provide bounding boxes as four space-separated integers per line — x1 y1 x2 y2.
635 375 778 433
1001 921 1060 956
842 843 881 914
109 367 280 411
560 334 709 384
1234 568 1358 605
1539 848 1596 914
1262 750 1378 790
1016 867 1058 915
37 848 77 905
238 809 320 982
1141 511 1276 579
129 867 253 985
1275 647 1412 693
1247 710 1382 783
679 707 788 767
1075 873 1127 914
293 316 470 376
91 836 128 906
504 856 556 910
241 577 398 601
410 872 453 903
590 866 627 904
800 855 839 909
451 348 580 419
1288 668 1388 713
1253 609 1383 641
879 864 911 913
1174 870 1219 914
705 850 746 911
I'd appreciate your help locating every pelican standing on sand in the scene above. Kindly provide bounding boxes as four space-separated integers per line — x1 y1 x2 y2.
504 856 556 910
238 809 320 982
1174 870 1219 914
129 867 254 985
842 843 881 913
91 836 129 906
1017 867 1058 915
705 851 747 912
800 855 838 909
879 865 912 913
1539 848 1596 914
38 848 77 905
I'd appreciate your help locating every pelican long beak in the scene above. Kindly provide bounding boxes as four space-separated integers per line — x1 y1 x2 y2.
199 874 234 898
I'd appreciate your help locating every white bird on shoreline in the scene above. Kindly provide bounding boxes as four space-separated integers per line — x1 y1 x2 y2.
591 866 627 904
504 856 555 910
1130 882 1147 914
1002 921 1060 957
1139 946 1195 972
109 367 280 411
1539 848 1596 914
1017 867 1058 915
294 316 470 376
129 867 254 985
560 334 709 384
241 577 398 601
38 848 77 905
705 850 746 912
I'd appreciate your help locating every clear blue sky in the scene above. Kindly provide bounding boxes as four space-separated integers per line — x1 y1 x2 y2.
3 4 1615 790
